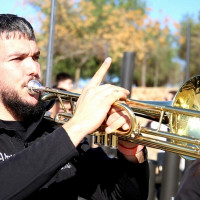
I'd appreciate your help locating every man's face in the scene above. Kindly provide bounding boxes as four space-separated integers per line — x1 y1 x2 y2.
50 100 72 119
0 33 41 107
57 79 73 91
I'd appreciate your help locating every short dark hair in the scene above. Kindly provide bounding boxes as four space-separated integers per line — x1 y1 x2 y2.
0 14 35 40
56 72 73 83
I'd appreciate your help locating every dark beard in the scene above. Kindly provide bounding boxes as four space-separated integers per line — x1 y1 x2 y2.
1 89 45 121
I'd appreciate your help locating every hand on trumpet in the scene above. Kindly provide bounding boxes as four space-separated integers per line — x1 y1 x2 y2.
63 57 130 146
105 106 130 133
106 107 146 163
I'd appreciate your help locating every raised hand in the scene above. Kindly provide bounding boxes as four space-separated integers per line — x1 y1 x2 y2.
63 57 130 146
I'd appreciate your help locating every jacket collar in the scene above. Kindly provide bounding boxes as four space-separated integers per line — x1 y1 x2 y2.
0 100 55 141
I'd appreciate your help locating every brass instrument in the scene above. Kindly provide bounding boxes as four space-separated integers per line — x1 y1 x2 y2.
28 76 200 160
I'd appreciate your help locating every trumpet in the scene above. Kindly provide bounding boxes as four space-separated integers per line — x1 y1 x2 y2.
28 76 200 160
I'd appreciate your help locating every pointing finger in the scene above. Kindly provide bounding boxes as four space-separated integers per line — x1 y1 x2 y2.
86 57 112 88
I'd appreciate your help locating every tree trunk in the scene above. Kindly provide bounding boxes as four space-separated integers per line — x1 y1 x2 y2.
154 65 159 87
74 67 81 88
141 59 147 87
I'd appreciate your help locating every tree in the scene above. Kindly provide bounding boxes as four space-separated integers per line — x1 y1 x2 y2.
26 0 179 87
178 14 200 78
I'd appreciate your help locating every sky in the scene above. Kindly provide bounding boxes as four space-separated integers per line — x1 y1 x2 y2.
0 1 35 17
147 0 200 32
0 0 41 31
147 0 199 22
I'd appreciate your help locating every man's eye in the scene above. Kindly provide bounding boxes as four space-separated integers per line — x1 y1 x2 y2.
33 55 40 61
12 57 22 61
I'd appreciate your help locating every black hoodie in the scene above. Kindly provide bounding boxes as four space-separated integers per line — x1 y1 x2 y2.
0 102 149 200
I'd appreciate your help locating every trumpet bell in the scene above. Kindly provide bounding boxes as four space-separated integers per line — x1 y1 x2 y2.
172 76 200 159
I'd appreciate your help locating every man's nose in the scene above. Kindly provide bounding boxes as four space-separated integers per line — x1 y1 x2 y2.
25 57 40 78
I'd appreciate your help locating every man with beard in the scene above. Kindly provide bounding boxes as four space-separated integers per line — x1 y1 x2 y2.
0 14 149 200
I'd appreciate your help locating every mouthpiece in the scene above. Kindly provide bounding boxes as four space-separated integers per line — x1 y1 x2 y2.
28 80 43 94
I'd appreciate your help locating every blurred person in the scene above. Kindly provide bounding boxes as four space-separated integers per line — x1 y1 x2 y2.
164 90 177 101
54 72 73 91
0 14 149 200
175 159 200 200
50 97 72 119
49 73 73 118
49 88 72 119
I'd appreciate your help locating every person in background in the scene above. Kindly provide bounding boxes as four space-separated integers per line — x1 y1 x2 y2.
49 73 74 118
54 72 73 91
164 90 177 101
175 159 200 200
0 14 149 200
48 87 72 119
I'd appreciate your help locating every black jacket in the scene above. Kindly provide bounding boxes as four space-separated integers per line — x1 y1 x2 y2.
0 104 149 200
175 160 200 200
